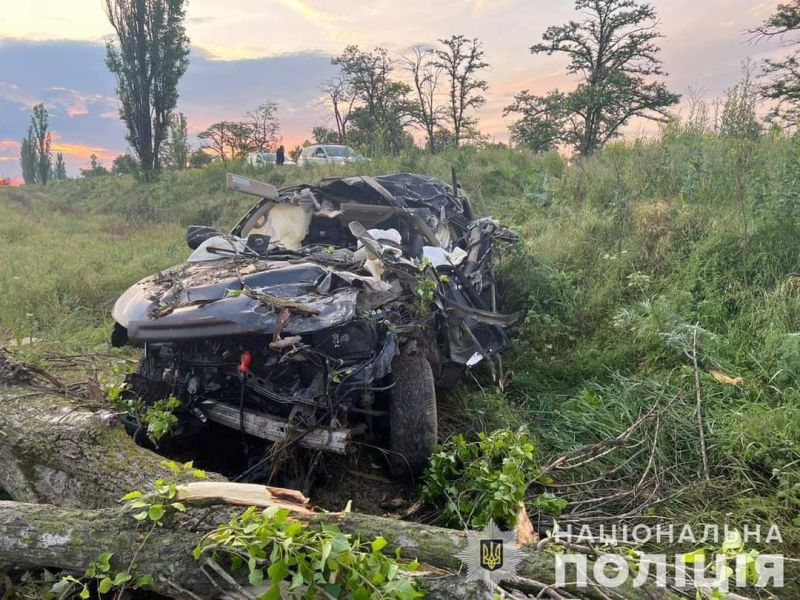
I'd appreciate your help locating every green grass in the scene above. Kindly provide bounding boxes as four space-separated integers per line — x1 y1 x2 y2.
3 133 800 567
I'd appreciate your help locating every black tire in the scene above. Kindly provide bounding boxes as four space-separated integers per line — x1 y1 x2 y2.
388 355 438 480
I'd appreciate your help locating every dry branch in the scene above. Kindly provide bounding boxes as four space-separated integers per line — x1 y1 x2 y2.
687 324 710 482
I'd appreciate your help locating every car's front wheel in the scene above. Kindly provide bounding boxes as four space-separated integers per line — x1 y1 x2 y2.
388 354 438 480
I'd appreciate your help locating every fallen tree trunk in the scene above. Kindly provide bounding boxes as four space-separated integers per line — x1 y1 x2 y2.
0 385 218 507
0 499 673 600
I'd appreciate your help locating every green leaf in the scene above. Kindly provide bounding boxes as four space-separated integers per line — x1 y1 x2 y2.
682 549 705 564
371 536 388 553
120 490 143 502
321 541 332 564
112 572 133 586
97 552 113 571
170 502 187 513
98 577 113 594
79 584 91 599
49 578 72 595
248 567 264 587
259 583 281 600
134 574 155 588
148 504 166 522
133 510 149 521
289 571 304 590
267 560 289 583
722 529 743 554
160 460 182 475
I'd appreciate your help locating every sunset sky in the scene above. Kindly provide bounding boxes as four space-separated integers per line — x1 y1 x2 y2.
0 0 787 180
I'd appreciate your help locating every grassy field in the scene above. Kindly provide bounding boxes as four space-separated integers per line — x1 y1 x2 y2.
2 130 800 578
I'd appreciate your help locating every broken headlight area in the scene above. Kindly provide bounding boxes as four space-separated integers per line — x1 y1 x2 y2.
126 322 397 453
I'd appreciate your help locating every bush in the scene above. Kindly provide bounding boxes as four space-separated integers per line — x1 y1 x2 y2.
422 429 541 529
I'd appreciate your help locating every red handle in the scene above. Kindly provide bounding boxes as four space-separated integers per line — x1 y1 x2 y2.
238 350 252 374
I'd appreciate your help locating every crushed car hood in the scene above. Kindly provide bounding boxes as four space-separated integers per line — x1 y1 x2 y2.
112 258 364 343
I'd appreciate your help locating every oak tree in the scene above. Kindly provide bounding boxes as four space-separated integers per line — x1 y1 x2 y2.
506 0 679 156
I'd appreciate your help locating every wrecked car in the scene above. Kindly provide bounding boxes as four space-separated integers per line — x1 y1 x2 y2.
111 172 517 478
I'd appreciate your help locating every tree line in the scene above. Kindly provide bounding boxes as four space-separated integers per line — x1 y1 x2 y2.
310 36 489 156
16 0 800 182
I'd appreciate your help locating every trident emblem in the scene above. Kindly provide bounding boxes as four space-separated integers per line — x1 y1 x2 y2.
480 539 504 571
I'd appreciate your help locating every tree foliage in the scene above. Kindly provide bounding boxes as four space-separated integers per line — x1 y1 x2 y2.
18 104 52 185
435 35 488 147
30 104 52 185
751 1 800 126
332 46 414 154
112 153 139 175
403 46 445 152
161 112 190 170
104 0 190 178
188 148 212 168
719 61 762 140
197 122 236 162
19 134 37 185
53 153 67 181
198 101 281 161
311 126 340 144
246 101 281 152
320 76 355 144
81 154 110 178
506 0 679 156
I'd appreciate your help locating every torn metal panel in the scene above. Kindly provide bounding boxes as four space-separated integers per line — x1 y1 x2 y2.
226 173 279 200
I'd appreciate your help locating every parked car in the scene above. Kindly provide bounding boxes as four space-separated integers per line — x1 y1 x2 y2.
296 144 365 166
111 173 516 478
247 152 295 167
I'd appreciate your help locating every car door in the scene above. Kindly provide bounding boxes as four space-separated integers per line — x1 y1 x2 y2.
297 146 314 165
311 146 328 164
